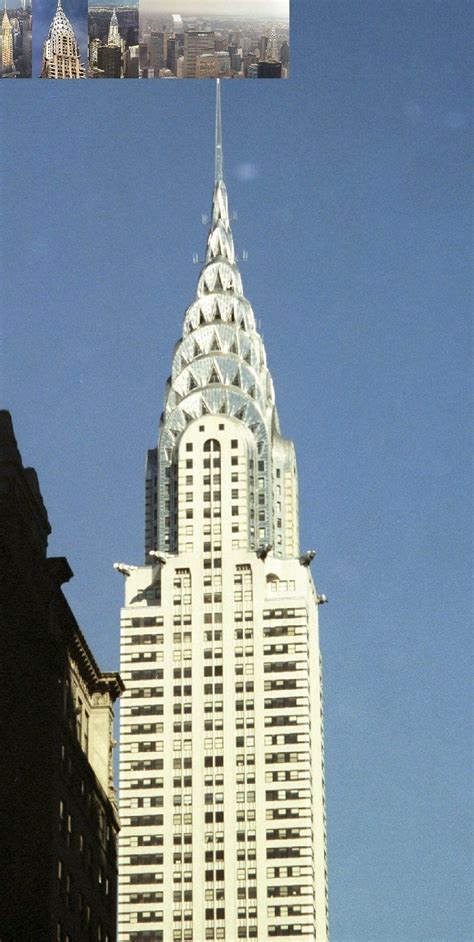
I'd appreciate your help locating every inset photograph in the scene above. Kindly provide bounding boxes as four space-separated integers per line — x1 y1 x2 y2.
35 0 87 77
1 0 32 78
88 2 138 78
138 0 289 79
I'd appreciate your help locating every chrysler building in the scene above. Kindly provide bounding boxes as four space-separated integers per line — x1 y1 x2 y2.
40 0 85 78
1 1 14 74
118 81 329 942
108 8 121 47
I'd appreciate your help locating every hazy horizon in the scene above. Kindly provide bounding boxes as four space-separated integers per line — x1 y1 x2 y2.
139 1 288 19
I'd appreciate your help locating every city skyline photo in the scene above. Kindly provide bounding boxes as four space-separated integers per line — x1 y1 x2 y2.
1 1 31 78
139 0 289 77
88 2 139 77
33 0 88 76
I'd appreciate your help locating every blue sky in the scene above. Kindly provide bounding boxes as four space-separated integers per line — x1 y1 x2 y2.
0 1 471 939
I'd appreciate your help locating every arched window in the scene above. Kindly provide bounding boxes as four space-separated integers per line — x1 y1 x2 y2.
266 574 279 592
203 439 221 453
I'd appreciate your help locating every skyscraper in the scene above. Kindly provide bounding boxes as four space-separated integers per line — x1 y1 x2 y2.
40 0 86 78
266 23 280 63
108 7 121 46
280 41 289 66
1 1 14 73
148 30 167 76
118 82 329 942
184 30 215 78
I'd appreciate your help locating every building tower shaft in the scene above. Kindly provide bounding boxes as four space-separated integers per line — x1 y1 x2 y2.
119 81 329 942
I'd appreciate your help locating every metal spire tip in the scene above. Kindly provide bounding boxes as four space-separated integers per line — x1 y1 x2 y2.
215 78 224 184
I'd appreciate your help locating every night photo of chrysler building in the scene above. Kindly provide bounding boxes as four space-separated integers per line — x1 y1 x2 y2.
117 81 329 942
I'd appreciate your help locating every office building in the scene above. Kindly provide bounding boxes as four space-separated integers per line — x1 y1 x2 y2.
257 60 282 79
117 82 329 942
1 1 14 72
0 411 123 941
97 41 121 77
148 30 167 75
184 29 214 78
196 52 217 78
108 7 120 45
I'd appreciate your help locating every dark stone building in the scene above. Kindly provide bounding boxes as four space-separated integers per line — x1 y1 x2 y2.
257 60 282 78
0 411 123 942
97 43 122 78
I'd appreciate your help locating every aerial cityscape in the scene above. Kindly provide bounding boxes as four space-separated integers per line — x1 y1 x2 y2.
139 6 289 78
5 0 288 78
88 3 138 77
1 0 31 78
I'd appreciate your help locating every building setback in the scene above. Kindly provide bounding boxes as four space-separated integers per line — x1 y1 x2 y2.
0 411 123 942
118 81 329 941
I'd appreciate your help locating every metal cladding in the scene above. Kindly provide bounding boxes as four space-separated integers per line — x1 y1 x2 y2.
150 80 298 560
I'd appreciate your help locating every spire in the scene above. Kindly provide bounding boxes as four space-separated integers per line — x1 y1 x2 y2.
108 6 120 45
48 0 75 39
267 22 279 61
2 0 13 69
159 82 277 443
152 77 287 557
215 78 223 184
